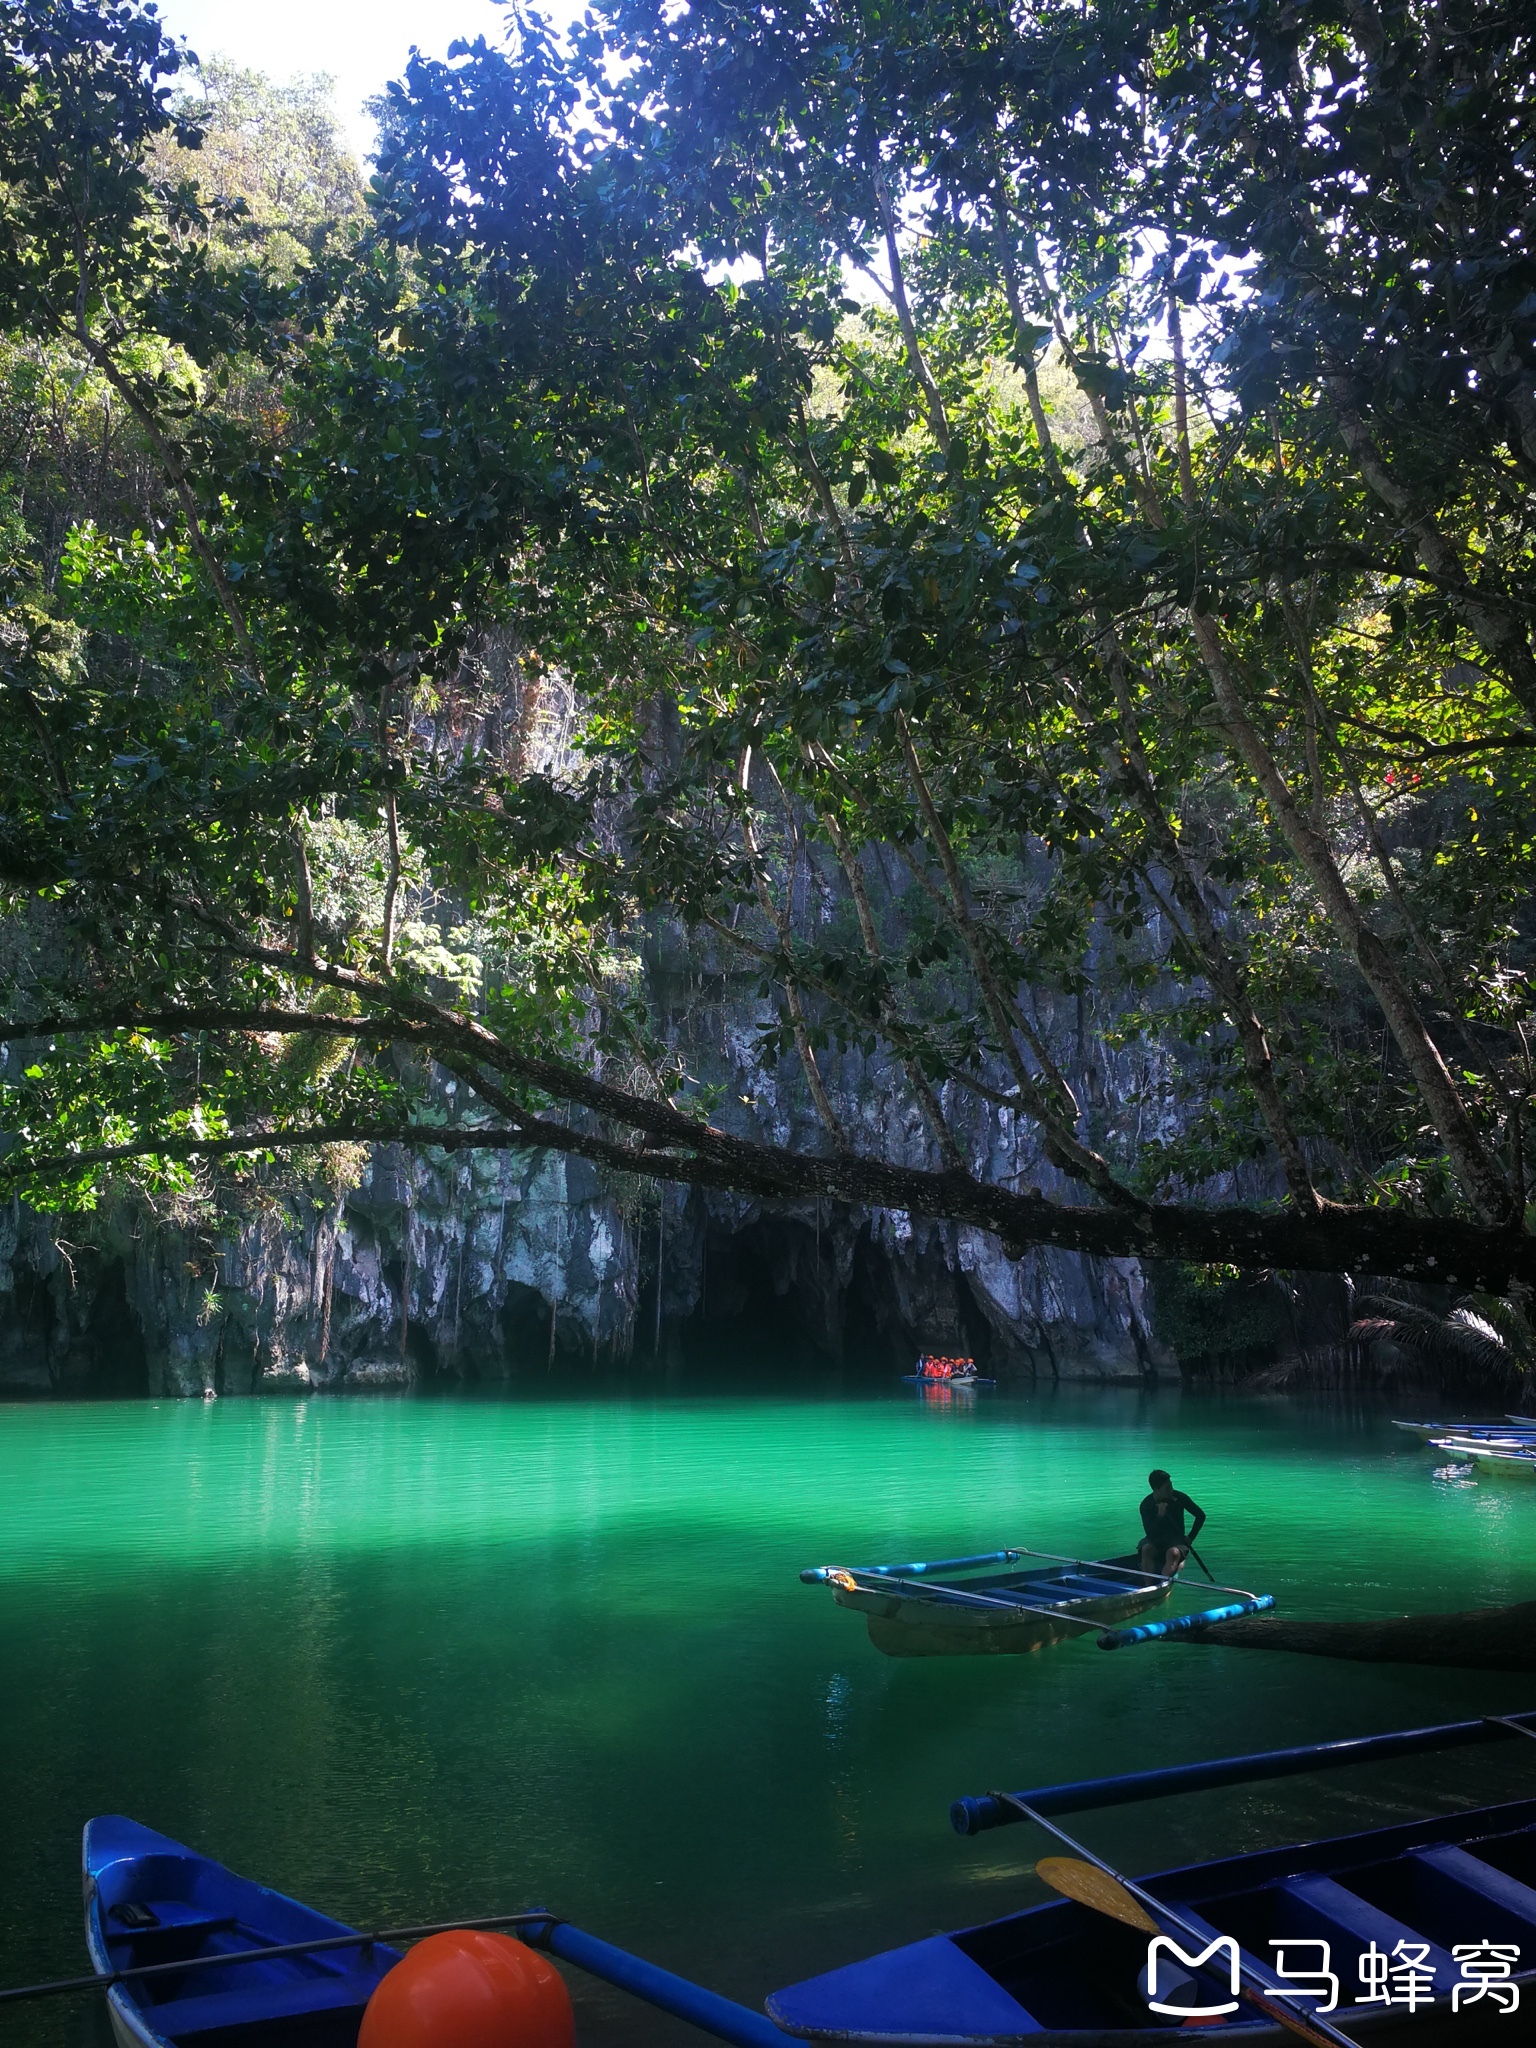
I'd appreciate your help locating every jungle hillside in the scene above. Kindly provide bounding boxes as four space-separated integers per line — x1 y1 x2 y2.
3 0 1536 1371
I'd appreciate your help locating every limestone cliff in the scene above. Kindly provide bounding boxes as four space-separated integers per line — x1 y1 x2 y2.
0 658 1195 1395
0 1086 1171 1396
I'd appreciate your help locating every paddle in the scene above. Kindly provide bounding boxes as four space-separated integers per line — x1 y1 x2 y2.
997 1796 1355 2048
1036 1858 1156 1934
1186 1544 1216 1585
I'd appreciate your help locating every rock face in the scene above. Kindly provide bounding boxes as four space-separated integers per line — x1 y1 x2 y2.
0 1123 1172 1397
0 662 1211 1397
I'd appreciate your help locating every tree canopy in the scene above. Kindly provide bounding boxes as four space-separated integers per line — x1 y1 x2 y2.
2 0 1535 1292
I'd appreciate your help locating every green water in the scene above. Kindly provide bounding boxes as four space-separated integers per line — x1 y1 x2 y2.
3 1384 1533 2047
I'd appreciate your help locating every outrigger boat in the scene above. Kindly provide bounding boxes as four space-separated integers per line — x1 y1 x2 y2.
82 1815 403 2048
73 1817 787 2048
1393 1418 1536 1445
799 1547 1271 1658
1428 1435 1536 1480
57 1710 1536 2048
771 1708 1536 2047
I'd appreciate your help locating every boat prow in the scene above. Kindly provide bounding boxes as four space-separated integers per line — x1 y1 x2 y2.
84 1816 400 2048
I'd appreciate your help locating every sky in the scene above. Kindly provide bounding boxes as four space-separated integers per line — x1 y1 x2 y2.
152 0 571 158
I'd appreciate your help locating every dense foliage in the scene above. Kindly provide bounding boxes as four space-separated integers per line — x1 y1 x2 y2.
2 0 1535 1291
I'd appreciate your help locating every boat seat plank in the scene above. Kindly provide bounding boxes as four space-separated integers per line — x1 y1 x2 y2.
137 1970 375 2041
110 1902 223 1931
766 1933 1043 2039
1275 1875 1459 1989
1407 1845 1536 1932
110 1905 241 1944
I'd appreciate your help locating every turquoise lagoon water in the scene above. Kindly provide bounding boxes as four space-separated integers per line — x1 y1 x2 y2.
1 1382 1532 2046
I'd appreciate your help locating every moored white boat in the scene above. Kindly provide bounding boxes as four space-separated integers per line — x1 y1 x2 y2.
1428 1435 1536 1479
1393 1418 1536 1445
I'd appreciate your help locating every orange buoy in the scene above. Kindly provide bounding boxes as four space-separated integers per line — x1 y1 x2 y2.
359 1929 575 2048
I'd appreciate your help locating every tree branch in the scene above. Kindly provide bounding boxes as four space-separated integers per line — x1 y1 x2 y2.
6 1102 1531 1290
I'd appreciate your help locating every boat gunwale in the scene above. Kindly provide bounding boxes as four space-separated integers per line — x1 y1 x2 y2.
823 1551 1175 1646
830 1575 1168 1622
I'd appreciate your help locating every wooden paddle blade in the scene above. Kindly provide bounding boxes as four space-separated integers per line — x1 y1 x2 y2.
1035 1858 1159 1934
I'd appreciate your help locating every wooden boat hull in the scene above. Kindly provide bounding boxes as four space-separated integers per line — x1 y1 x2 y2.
83 1816 399 2048
768 1794 1536 2046
832 1557 1172 1658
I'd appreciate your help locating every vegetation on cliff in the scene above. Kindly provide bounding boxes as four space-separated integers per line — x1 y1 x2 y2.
1 0 1534 1305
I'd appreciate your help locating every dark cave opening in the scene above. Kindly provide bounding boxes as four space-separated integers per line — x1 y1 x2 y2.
84 1261 149 1395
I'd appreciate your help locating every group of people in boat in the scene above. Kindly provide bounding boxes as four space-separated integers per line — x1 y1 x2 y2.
914 1354 980 1381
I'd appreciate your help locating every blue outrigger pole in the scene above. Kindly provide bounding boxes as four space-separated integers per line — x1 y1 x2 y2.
1098 1594 1275 1647
4 1912 786 2048
800 1550 1020 1582
951 1707 1536 1834
531 1920 785 2048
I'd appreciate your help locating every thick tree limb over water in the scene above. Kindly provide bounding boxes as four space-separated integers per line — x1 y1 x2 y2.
1182 1601 1536 1672
3 1000 1532 1287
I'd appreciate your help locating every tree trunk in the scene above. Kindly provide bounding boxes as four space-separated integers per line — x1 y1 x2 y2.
1180 1599 1536 1671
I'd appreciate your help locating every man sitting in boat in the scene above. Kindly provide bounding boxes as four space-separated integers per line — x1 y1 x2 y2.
1138 1469 1204 1577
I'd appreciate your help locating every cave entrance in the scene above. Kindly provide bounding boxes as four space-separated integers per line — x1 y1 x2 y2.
85 1262 148 1395
675 1215 839 1377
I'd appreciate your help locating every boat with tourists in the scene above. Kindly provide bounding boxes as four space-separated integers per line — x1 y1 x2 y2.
798 1546 1271 1657
902 1354 996 1386
60 1709 1536 2048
